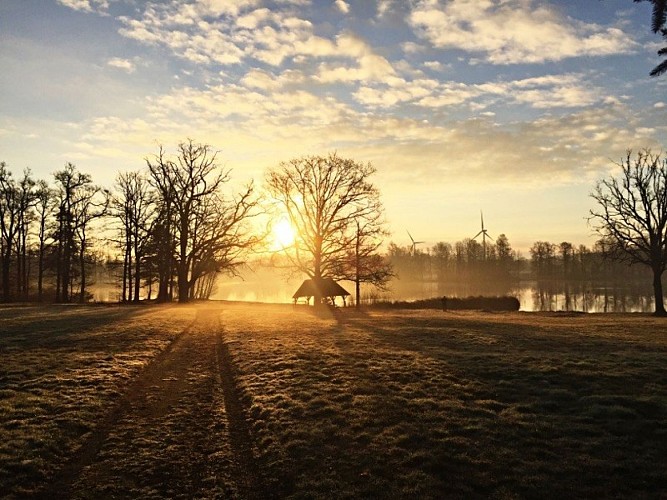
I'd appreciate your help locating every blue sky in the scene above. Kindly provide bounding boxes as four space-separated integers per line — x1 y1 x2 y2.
1 0 666 252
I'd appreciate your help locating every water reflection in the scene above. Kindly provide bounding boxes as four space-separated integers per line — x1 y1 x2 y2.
211 276 657 313
522 281 654 313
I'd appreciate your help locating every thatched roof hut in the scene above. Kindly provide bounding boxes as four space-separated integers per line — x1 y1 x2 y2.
292 278 350 305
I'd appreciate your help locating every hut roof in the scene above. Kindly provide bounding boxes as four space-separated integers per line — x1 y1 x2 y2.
292 278 350 299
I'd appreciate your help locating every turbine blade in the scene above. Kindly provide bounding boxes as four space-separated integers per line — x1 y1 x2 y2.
472 231 483 240
406 230 415 244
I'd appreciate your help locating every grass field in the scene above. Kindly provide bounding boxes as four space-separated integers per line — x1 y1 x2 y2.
1 303 666 498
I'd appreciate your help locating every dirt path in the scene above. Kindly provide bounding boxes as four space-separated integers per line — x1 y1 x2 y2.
38 305 267 499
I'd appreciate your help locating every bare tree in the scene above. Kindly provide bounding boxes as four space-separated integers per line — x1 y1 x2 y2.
15 170 36 300
34 180 53 302
340 217 392 308
530 241 557 278
188 186 263 299
266 153 383 305
590 149 667 315
147 140 262 303
146 146 176 302
53 164 106 303
73 185 109 303
113 171 154 302
0 163 21 302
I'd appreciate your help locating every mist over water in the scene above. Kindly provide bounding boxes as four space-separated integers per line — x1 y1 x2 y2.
88 261 656 313
207 272 656 313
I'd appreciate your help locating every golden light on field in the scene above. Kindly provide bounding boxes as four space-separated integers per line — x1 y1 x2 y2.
271 218 296 250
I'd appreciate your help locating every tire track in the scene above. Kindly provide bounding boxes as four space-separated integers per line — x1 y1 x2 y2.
37 321 195 499
37 305 274 499
215 323 272 499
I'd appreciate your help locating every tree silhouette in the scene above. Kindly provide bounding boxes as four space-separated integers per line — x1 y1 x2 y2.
266 153 384 306
0 163 22 302
146 140 261 303
343 218 392 308
634 0 667 76
34 180 53 302
53 164 107 303
113 171 154 302
590 149 667 315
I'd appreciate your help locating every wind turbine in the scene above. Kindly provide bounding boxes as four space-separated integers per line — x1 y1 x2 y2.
407 230 424 256
472 211 494 260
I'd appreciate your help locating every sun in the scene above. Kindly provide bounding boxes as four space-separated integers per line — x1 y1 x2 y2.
271 217 296 250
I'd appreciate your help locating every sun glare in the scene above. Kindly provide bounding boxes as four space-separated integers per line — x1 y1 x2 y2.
271 218 296 250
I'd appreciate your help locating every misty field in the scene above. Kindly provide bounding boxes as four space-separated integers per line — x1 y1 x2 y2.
1 303 666 498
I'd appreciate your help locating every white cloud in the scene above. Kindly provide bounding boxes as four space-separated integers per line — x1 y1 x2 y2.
116 1 387 73
334 0 350 14
377 0 395 17
655 102 666 108
354 73 602 110
314 33 395 83
57 0 109 13
423 61 444 71
107 57 135 73
409 0 635 64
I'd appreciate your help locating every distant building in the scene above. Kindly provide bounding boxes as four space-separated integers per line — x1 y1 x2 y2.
292 278 350 306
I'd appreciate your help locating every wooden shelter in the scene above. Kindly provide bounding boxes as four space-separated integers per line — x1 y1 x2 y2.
292 278 350 306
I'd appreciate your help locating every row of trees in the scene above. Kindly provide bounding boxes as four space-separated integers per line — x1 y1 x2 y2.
0 145 391 306
0 140 262 304
386 235 649 286
0 162 108 303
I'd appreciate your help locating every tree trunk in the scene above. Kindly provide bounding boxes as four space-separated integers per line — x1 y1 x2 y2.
134 229 141 302
2 251 10 303
122 243 128 302
37 240 44 302
178 220 189 303
178 268 189 303
79 241 86 303
355 223 360 308
134 254 141 302
653 268 666 316
55 237 62 303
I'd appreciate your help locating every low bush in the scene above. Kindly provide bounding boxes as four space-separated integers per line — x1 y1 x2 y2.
371 295 520 311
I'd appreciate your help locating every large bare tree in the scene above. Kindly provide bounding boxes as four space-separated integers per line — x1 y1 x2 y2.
266 153 386 305
147 140 262 303
590 149 667 315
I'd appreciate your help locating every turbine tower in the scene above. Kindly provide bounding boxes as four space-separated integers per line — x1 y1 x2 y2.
472 211 494 260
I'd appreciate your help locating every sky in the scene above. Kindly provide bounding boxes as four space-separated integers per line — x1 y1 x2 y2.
1 0 666 253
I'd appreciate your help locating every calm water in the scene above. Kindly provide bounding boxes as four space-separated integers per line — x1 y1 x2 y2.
211 277 657 313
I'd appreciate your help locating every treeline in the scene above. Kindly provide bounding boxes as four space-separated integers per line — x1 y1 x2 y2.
387 235 649 285
0 140 260 304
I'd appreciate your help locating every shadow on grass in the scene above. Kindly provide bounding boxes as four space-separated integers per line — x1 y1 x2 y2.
331 311 667 497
